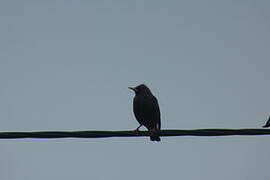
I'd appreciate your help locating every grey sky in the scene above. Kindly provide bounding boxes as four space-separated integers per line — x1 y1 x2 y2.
0 0 270 179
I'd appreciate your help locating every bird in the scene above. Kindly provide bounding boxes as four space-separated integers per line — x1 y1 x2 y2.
128 84 161 141
262 117 270 128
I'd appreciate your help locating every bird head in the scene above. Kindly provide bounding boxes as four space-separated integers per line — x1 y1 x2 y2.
128 84 152 95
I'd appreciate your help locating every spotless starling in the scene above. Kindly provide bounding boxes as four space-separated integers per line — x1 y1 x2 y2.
262 117 270 128
128 84 161 141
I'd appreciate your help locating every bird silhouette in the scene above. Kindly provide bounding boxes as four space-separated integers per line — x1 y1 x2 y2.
129 84 161 141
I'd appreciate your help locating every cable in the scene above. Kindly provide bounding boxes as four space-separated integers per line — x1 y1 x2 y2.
0 129 269 139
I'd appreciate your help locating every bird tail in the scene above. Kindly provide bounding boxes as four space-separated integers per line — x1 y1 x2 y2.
150 130 161 142
150 135 160 141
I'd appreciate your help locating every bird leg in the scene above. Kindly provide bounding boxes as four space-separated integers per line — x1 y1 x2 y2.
135 125 142 131
134 125 142 135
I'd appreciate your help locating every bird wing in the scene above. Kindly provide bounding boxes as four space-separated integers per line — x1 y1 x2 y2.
133 95 161 130
152 96 161 130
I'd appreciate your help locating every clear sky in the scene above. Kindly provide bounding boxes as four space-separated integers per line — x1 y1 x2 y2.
0 0 270 179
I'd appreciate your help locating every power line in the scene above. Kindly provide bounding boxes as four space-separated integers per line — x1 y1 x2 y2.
0 129 269 139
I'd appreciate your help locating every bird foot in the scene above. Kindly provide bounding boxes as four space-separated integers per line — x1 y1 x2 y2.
133 125 142 135
133 128 140 135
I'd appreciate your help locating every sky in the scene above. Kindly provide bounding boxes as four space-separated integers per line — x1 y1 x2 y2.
0 0 270 179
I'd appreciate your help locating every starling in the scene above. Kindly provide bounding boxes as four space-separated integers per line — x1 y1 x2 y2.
262 117 270 128
128 84 161 141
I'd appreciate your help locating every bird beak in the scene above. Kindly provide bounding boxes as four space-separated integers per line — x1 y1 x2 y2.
128 86 137 92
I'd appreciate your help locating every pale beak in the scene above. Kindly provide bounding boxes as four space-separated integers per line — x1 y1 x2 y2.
128 86 137 91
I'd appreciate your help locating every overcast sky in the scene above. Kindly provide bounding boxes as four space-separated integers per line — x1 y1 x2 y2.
0 0 270 179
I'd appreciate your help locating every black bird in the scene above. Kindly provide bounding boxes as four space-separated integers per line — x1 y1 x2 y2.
262 117 270 128
128 84 161 141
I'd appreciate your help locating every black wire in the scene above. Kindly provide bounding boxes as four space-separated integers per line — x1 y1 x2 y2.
0 129 269 139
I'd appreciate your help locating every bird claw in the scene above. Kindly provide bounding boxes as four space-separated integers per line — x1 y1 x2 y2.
133 128 140 135
133 125 142 135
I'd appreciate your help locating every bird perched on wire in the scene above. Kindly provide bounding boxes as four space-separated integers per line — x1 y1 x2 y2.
128 84 161 141
262 117 270 128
